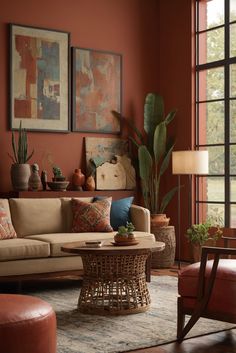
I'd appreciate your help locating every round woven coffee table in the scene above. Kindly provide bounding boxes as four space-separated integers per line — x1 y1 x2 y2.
61 239 165 315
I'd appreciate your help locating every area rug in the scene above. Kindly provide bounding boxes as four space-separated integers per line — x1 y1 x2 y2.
24 276 235 353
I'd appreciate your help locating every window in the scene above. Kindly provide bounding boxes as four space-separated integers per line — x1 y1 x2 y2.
196 0 236 226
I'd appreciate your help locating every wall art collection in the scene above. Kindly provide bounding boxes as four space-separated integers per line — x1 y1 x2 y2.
10 23 122 134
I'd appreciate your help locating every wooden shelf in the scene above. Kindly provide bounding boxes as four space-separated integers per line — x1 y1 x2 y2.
1 190 138 202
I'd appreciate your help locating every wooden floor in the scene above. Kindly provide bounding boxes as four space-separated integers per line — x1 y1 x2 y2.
128 264 236 353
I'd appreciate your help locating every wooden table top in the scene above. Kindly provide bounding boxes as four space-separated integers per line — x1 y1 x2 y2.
61 239 165 256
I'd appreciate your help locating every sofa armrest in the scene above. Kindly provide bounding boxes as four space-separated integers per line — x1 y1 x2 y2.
130 205 151 233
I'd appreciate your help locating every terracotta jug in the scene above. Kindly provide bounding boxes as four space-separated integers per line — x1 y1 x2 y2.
72 168 85 191
151 214 170 229
85 175 95 191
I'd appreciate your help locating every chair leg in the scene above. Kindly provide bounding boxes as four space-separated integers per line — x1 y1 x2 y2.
177 297 185 340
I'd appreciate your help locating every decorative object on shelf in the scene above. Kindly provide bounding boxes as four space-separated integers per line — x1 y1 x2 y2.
52 166 65 181
150 214 170 228
72 168 85 191
72 47 121 133
186 216 223 262
112 93 177 216
172 150 209 268
8 121 34 191
47 181 69 191
151 226 175 268
10 24 70 132
41 170 47 190
113 222 137 245
28 163 41 191
85 137 129 174
85 175 96 191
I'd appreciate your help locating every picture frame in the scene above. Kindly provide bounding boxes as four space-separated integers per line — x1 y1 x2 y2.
10 24 70 132
72 47 122 133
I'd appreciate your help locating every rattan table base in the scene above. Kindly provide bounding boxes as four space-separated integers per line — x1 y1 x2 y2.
78 252 151 315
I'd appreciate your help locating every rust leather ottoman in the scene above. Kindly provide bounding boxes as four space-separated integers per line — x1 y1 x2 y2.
0 294 56 353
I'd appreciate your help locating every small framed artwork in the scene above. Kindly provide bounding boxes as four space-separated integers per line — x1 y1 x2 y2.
72 47 122 133
10 24 70 132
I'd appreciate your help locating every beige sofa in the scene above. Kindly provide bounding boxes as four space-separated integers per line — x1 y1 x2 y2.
0 197 154 280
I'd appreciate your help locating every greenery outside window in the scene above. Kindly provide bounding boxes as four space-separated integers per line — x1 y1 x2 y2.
196 0 236 227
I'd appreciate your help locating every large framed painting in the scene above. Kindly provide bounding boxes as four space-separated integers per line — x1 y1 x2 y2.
72 47 122 133
10 24 70 132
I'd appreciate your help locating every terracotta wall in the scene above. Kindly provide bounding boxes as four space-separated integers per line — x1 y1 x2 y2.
0 0 194 260
0 0 160 191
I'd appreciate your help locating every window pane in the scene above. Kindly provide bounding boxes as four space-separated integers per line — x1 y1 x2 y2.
230 64 236 98
230 177 236 201
230 204 236 226
230 0 236 22
230 100 236 142
199 28 224 65
230 145 236 173
208 177 225 201
230 23 236 57
199 67 224 101
207 204 225 223
198 101 224 144
199 0 224 31
205 146 225 174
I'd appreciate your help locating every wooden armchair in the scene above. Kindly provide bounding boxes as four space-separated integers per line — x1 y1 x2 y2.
177 234 236 341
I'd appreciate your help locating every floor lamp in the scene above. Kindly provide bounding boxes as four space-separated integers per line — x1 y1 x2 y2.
172 150 209 269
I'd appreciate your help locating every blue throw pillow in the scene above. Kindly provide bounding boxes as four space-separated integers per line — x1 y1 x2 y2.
93 196 134 230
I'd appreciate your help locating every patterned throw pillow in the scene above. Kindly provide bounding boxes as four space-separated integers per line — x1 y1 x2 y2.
0 203 17 240
71 198 113 232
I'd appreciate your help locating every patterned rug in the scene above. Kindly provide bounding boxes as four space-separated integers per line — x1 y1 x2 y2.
21 276 235 353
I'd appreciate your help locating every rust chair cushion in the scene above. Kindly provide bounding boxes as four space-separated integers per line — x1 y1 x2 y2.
178 259 236 316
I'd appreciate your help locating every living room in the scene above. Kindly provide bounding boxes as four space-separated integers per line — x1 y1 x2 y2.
0 0 236 352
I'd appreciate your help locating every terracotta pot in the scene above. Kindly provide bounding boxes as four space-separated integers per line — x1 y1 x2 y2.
151 214 170 228
72 168 85 190
11 163 31 191
191 243 202 263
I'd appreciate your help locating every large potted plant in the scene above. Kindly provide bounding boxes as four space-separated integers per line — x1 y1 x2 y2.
113 92 178 226
8 121 34 191
186 217 223 262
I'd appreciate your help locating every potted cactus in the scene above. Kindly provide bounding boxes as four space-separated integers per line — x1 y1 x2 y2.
114 222 136 243
8 121 34 191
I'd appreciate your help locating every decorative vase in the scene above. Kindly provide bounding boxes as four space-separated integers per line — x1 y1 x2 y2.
41 170 47 190
72 168 85 191
151 226 176 268
28 164 41 191
11 163 31 191
85 175 95 191
151 214 170 228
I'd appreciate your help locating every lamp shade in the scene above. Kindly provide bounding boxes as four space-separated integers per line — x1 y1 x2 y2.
172 150 209 175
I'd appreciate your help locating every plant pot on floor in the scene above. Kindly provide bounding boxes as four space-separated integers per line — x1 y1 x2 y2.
11 163 31 191
151 214 170 228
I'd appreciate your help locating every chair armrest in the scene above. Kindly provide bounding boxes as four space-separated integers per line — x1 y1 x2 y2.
130 205 151 233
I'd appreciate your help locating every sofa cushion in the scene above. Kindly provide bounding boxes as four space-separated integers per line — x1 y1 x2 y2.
27 231 155 257
0 201 17 240
9 198 64 237
71 198 113 232
93 196 134 230
61 197 93 232
0 238 50 261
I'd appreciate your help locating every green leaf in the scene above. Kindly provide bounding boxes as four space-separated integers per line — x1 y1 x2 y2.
165 109 177 125
129 136 140 149
138 145 153 181
153 122 166 163
160 143 174 176
144 93 164 136
159 186 179 213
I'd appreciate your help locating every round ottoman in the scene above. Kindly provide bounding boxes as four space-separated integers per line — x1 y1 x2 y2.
0 294 56 353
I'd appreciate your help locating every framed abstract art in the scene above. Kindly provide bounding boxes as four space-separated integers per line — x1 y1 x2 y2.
72 47 122 133
10 24 70 132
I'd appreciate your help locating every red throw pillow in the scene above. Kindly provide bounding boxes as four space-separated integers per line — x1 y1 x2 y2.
71 198 113 232
0 203 17 240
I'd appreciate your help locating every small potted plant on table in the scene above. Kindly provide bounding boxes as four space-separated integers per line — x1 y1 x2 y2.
114 222 136 244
